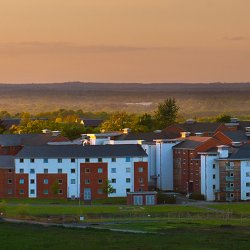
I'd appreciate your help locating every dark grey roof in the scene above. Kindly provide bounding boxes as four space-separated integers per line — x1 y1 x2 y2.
15 144 147 158
228 144 250 159
0 134 68 147
81 119 103 127
169 122 224 134
238 121 250 130
0 119 20 129
223 130 248 142
0 155 15 169
114 132 178 142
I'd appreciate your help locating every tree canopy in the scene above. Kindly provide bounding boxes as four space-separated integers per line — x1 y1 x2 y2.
154 98 179 129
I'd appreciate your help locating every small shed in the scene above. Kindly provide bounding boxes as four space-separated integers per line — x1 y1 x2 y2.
127 191 157 206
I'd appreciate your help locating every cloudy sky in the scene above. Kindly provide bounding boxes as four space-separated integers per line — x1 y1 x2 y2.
0 0 250 83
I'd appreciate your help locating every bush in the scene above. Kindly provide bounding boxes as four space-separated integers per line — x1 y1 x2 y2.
157 193 176 204
189 193 205 200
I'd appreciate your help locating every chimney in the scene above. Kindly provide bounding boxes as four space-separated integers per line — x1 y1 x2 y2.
180 131 190 138
122 128 131 134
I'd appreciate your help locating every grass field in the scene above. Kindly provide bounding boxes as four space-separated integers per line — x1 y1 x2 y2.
1 221 250 250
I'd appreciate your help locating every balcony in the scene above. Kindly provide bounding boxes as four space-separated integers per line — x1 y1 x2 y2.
225 166 234 171
226 176 234 182
226 187 234 192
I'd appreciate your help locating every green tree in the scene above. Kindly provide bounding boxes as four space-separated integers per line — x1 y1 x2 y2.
102 180 115 195
100 112 134 132
154 98 179 129
215 114 231 123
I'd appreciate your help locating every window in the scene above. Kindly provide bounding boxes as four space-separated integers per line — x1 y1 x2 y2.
44 169 48 174
70 179 76 184
43 189 48 195
111 168 116 173
97 189 103 194
43 158 48 163
85 158 90 163
58 189 63 194
112 189 116 193
58 158 62 163
139 177 143 183
246 172 250 177
19 179 24 184
126 168 131 173
8 179 12 184
213 164 216 169
126 178 131 183
98 168 103 174
246 182 250 187
213 174 216 179
30 158 35 163
44 179 49 184
98 179 103 184
30 169 35 174
58 179 63 184
85 168 90 173
126 188 131 193
138 188 143 192
230 172 234 177
85 179 90 184
246 192 250 197
19 169 24 174
138 167 144 173
230 183 234 187
126 157 131 162
19 189 24 195
98 158 102 163
112 158 116 162
213 185 216 190
230 193 234 198
111 178 116 183
30 179 35 184
8 169 12 173
19 158 24 163
7 189 13 195
58 169 62 174
71 168 76 173
30 189 35 195
71 158 75 163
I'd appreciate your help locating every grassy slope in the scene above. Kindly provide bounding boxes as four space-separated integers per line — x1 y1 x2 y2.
1 222 250 250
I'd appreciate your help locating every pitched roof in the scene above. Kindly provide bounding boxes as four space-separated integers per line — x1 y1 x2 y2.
228 144 250 160
80 118 103 127
0 155 15 169
15 144 147 158
173 136 212 149
0 134 69 147
222 130 248 142
165 122 225 134
0 119 20 129
114 131 178 142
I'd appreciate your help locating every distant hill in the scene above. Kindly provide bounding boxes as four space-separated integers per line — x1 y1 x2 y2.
1 82 250 117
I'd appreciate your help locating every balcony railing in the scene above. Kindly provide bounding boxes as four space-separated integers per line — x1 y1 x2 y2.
226 187 234 192
226 176 234 181
225 166 234 171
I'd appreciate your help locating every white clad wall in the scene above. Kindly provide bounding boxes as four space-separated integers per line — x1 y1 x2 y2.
15 155 148 199
141 144 156 181
241 161 250 200
155 141 179 191
200 154 219 201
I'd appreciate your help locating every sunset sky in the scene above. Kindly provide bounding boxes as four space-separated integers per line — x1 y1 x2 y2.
0 0 250 83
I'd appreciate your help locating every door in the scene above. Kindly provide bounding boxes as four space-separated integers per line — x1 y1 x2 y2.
146 195 155 205
133 195 143 205
84 188 91 200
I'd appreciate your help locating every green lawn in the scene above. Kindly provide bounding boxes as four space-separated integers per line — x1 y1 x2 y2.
209 203 250 214
1 222 250 250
